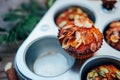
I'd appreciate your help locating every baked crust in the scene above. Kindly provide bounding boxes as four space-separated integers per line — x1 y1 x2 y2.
58 18 103 59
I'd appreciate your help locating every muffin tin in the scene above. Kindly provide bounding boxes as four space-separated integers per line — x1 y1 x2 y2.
15 0 120 80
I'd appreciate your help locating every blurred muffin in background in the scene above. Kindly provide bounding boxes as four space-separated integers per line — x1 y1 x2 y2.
105 20 120 51
56 6 93 28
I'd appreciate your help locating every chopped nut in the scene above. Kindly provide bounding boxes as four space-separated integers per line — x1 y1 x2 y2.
74 18 92 28
66 30 75 36
88 70 98 78
77 8 83 13
58 35 65 39
59 21 67 28
60 13 65 17
110 34 119 43
99 66 109 73
69 14 74 19
75 31 81 41
98 70 106 77
75 39 82 48
84 21 92 28
63 25 73 29
74 18 83 27
90 43 97 52
75 31 83 48
93 32 98 42
111 74 116 78
74 14 80 19
116 72 120 79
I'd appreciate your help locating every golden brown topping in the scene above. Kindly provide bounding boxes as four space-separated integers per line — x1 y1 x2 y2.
105 20 120 51
74 17 93 28
90 43 97 52
110 21 120 28
56 6 91 28
58 21 67 28
110 34 119 43
87 65 120 80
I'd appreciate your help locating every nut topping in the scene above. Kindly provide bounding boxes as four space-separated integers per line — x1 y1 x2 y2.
75 31 81 41
90 43 97 52
75 31 83 48
74 18 92 28
110 21 120 28
74 18 83 27
63 25 73 29
87 65 120 80
59 21 67 28
60 13 65 17
84 20 92 28
110 34 119 43
77 8 83 13
74 14 80 19
93 32 98 42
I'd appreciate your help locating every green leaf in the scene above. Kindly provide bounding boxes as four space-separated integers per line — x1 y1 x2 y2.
3 9 26 21
47 0 55 8
0 35 5 44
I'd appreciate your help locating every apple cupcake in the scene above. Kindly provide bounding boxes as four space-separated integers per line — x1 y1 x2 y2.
58 17 103 60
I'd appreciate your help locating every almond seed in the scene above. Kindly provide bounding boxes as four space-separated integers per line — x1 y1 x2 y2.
74 14 80 19
74 18 83 27
75 39 82 48
93 32 98 42
77 8 83 13
63 25 73 29
110 34 119 43
60 13 65 17
84 21 92 28
99 67 109 73
58 35 65 39
59 21 67 28
69 14 74 19
90 43 97 52
75 31 81 41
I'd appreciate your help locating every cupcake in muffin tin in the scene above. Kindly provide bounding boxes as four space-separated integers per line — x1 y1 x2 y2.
104 20 120 51
57 7 103 60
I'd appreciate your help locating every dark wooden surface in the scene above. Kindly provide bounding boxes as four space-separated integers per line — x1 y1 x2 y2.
0 41 23 80
0 53 15 80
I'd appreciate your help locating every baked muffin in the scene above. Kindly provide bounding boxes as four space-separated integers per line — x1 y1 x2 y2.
56 6 93 28
105 20 120 51
58 17 103 59
87 65 120 80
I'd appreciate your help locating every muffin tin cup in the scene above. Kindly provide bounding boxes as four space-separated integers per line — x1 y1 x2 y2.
15 0 120 80
79 55 120 80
